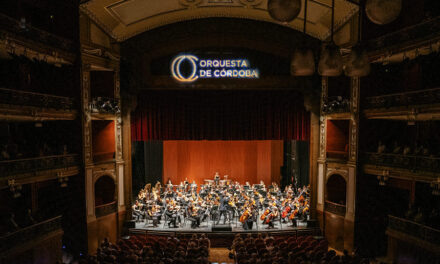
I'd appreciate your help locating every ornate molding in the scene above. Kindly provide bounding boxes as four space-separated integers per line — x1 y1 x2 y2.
80 0 359 42
81 70 93 165
179 0 203 8
0 104 77 121
326 167 349 183
116 115 123 161
349 77 360 163
319 77 328 160
92 168 116 184
114 71 120 99
0 14 76 65
319 120 326 159
239 0 263 8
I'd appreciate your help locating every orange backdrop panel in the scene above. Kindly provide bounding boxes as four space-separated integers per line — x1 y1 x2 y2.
163 140 283 185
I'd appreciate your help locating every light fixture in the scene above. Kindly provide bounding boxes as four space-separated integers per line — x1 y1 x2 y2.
19 17 27 30
291 0 315 76
318 0 343 76
365 0 402 25
8 179 22 198
377 170 389 186
345 6 370 77
59 177 68 188
267 0 302 23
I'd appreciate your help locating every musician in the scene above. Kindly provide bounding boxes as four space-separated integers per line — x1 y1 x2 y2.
214 172 220 185
132 175 311 231
165 202 178 228
187 203 201 228
216 191 230 224
265 207 279 229
148 205 161 227
240 205 257 230
132 201 144 222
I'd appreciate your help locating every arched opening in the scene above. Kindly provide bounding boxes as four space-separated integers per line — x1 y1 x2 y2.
94 176 115 207
326 174 347 205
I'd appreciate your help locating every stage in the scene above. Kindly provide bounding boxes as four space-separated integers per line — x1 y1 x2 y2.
129 217 320 246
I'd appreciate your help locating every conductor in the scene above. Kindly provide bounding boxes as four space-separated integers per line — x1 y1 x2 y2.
216 191 230 224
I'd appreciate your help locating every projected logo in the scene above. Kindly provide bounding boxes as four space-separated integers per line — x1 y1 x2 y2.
171 54 260 83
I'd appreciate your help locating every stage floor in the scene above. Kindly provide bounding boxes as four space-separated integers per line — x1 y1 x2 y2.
129 218 321 247
130 217 316 235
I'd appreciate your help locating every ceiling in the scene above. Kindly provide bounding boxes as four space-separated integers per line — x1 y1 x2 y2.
80 0 359 42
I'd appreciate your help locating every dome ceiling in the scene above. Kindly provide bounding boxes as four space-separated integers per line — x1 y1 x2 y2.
80 0 359 42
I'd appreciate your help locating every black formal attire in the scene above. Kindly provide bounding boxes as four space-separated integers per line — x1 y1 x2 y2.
217 196 230 224
165 206 177 228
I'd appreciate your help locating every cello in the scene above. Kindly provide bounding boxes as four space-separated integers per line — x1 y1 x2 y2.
240 208 252 223
289 207 299 220
281 205 291 218
260 208 271 221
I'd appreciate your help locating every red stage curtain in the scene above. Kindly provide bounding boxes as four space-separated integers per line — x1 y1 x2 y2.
131 90 310 141
163 140 283 185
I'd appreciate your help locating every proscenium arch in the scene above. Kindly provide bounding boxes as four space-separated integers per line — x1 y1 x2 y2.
123 18 320 60
121 18 322 92
80 0 359 42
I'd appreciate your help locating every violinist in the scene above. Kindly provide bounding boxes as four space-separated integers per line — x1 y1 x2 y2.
187 203 201 228
165 200 178 228
149 204 161 227
132 200 144 222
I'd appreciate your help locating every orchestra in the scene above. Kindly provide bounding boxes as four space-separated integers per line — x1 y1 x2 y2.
133 174 310 230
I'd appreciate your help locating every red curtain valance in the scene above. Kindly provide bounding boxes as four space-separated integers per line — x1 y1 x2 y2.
131 90 310 141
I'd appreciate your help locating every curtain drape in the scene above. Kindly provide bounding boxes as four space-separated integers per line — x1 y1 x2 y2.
131 90 310 141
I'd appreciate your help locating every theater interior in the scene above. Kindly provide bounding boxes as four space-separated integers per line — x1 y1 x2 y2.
0 0 440 263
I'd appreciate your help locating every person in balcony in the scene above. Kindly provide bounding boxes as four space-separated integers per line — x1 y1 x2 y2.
392 141 402 154
403 145 412 155
413 208 425 224
0 144 9 160
377 141 386 154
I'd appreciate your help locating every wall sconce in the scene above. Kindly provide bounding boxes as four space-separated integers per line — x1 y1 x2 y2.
8 179 22 198
377 170 389 186
58 173 69 188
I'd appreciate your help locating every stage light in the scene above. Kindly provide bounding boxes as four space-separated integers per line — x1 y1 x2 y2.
345 6 370 77
318 0 342 77
365 0 402 25
267 0 301 23
291 0 315 76
345 44 370 77
318 42 343 77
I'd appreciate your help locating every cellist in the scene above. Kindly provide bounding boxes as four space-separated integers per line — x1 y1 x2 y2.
240 204 257 230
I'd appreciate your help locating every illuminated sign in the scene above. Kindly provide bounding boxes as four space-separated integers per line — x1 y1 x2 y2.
171 54 260 83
